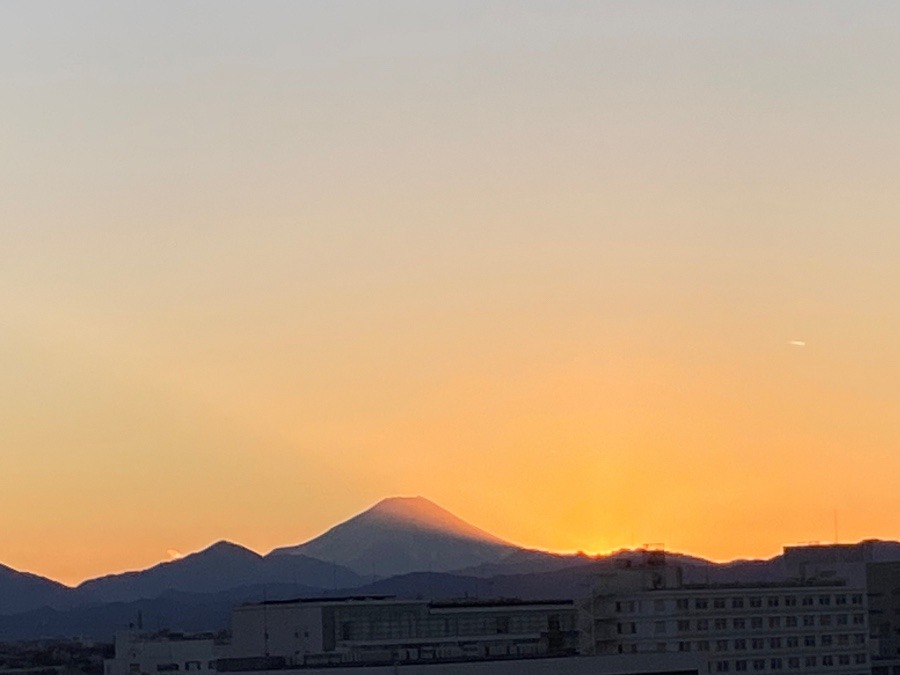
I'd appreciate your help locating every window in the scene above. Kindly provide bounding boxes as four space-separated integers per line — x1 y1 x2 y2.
785 616 797 627
803 615 815 627
715 662 730 672
855 653 867 664
769 637 781 649
852 613 865 625
821 635 833 646
839 655 850 666
732 598 744 609
769 617 780 628
819 595 831 606
822 655 833 666
837 613 848 625
696 599 709 610
749 597 762 608
678 641 691 652
835 594 847 605
770 657 783 670
735 661 747 672
802 596 814 606
820 614 832 626
733 618 746 629
767 596 779 607
734 638 746 650
716 639 729 652
804 635 816 647
678 619 690 631
677 599 690 610
697 640 710 651
805 656 817 667
786 637 798 648
697 619 709 631
655 621 667 635
751 638 764 650
715 618 727 630
851 594 863 605
714 598 726 609
752 659 765 671
784 596 797 607
787 657 800 669
751 617 763 629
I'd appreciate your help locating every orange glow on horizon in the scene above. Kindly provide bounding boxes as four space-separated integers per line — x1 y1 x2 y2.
2 2 899 588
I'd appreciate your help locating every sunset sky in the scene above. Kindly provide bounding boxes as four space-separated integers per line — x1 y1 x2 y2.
2 1 900 586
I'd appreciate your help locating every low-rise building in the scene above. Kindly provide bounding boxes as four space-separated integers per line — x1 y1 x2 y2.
105 597 705 674
226 596 578 667
105 632 221 675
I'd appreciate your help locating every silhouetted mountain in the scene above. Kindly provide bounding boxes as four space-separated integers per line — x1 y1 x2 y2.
868 539 900 561
0 563 69 615
454 549 594 577
0 582 325 641
343 562 611 602
5 497 900 641
71 541 363 605
270 496 519 578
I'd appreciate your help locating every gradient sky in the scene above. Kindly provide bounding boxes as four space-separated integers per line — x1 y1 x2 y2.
2 1 900 586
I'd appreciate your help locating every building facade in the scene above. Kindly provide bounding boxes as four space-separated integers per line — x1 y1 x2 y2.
106 597 705 674
867 562 900 675
227 596 579 667
581 552 870 674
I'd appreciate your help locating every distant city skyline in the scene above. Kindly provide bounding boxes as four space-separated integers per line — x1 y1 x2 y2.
2 1 899 586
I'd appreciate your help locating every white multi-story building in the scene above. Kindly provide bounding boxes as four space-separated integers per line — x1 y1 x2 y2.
226 596 580 667
106 631 222 675
105 596 705 675
581 551 870 675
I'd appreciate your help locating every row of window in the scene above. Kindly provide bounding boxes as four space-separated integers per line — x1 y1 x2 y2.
677 594 864 612
711 653 868 671
672 613 866 632
616 594 865 613
675 632 867 651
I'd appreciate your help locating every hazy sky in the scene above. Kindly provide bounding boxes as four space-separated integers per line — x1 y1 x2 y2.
2 1 900 586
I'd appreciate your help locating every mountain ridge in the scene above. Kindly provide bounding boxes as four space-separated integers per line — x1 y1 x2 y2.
4 496 900 632
270 496 520 578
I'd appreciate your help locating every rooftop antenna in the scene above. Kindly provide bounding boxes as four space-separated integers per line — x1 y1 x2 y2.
833 509 839 544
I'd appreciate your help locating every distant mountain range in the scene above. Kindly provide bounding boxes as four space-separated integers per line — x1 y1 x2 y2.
2 496 899 641
271 496 520 577
0 563 69 615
